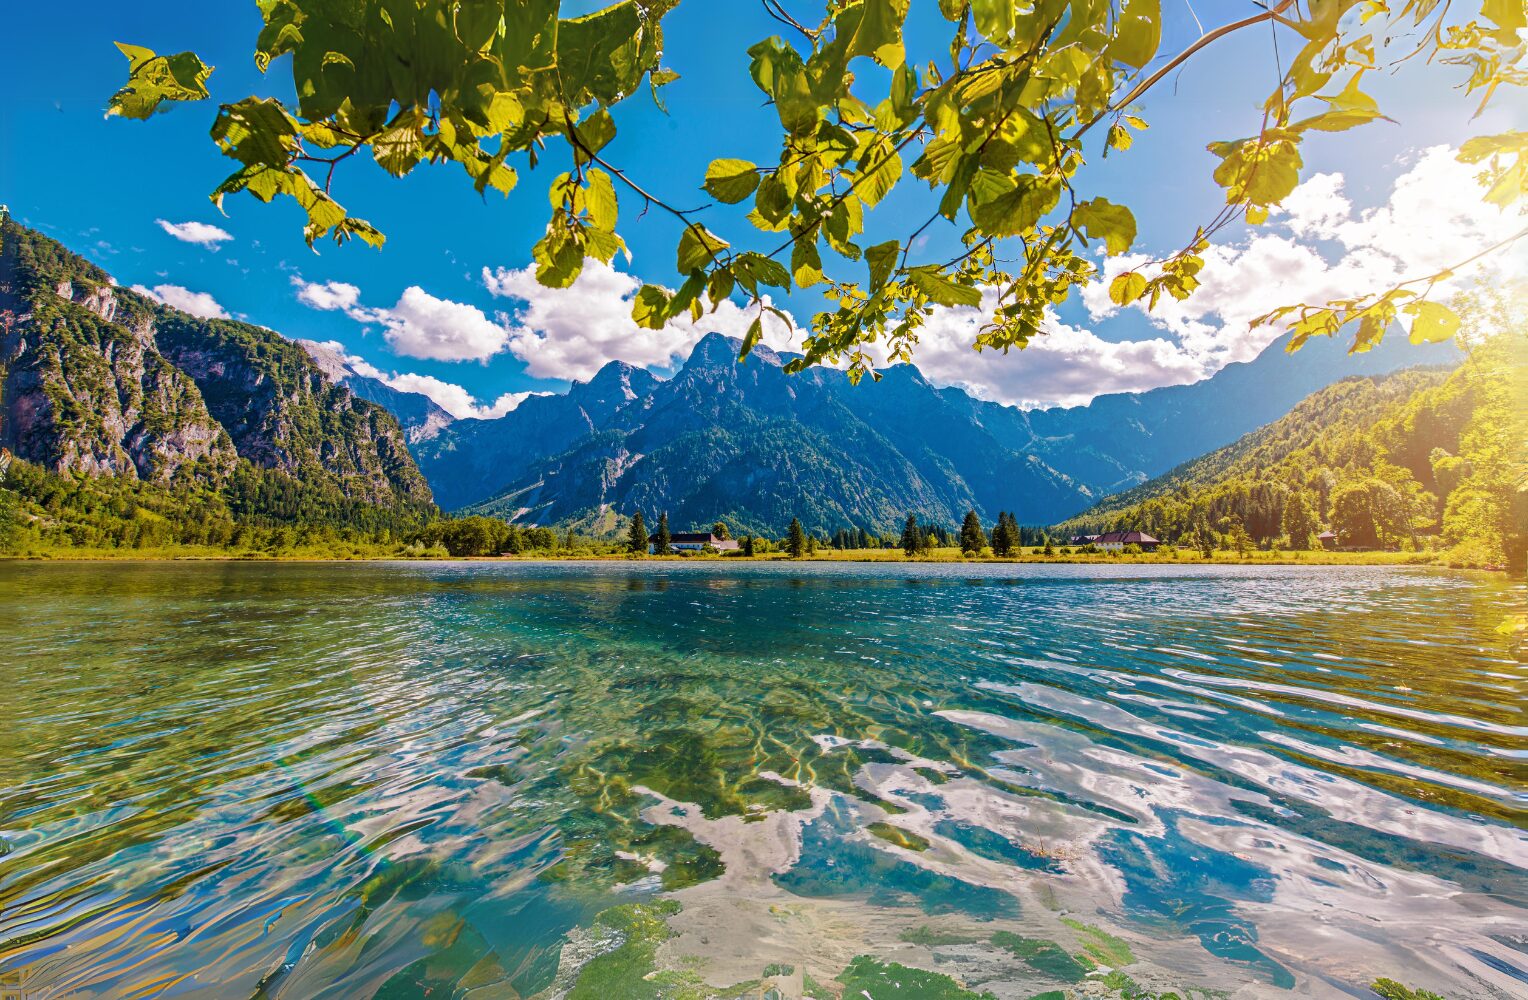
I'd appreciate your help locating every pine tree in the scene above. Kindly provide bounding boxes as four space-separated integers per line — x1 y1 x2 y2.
627 511 648 554
654 512 672 555
991 512 1017 556
960 510 984 554
742 535 756 557
900 514 921 556
1042 533 1055 557
787 518 807 558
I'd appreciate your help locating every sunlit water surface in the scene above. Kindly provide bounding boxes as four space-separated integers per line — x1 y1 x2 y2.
0 562 1523 999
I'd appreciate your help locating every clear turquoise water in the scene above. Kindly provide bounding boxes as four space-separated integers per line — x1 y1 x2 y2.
0 561 1522 999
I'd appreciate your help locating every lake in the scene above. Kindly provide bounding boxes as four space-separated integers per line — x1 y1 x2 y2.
0 561 1522 999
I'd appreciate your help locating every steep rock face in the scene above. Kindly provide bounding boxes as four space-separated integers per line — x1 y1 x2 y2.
154 312 433 508
0 218 434 513
0 222 234 482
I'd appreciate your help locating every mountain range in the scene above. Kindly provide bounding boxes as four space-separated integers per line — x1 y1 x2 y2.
373 328 1455 534
2 218 1460 540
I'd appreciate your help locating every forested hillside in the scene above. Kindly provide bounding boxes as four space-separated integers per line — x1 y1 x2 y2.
1057 334 1526 570
0 219 435 552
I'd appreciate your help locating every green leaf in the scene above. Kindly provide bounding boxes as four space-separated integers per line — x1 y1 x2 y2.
1111 0 1161 69
585 168 618 230
632 284 672 329
108 42 213 119
908 267 981 307
851 0 909 67
1074 197 1137 255
534 226 586 288
556 1 662 109
372 110 426 177
732 251 791 290
1105 122 1134 155
1404 301 1461 344
704 159 761 203
1294 73 1386 132
856 148 904 207
971 0 1015 40
740 316 765 358
676 225 730 274
1109 272 1147 306
969 174 1061 239
866 239 899 291
576 109 618 156
211 97 299 169
792 237 825 287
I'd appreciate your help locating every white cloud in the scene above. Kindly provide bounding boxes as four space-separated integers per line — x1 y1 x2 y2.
292 277 508 361
1079 145 1524 374
301 340 542 419
483 258 796 381
909 291 1206 408
292 277 363 314
130 283 228 319
373 286 509 362
156 219 234 250
380 372 547 419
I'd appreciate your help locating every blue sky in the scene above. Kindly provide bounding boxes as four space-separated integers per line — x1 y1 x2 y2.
1 1 1516 416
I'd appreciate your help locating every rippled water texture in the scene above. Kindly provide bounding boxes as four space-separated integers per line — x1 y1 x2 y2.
1 562 1523 999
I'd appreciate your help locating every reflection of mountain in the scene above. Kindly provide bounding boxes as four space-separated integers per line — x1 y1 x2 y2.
411 327 1455 534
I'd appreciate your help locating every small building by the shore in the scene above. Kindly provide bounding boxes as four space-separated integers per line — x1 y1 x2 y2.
1069 534 1101 546
1095 530 1160 552
651 532 740 553
1317 531 1338 550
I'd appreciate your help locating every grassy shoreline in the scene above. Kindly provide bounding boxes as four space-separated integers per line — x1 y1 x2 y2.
0 545 1480 570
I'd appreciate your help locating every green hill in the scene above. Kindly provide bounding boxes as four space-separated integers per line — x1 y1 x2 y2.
1055 334 1526 570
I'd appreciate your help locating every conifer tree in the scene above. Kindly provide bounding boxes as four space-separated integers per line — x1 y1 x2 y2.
900 514 921 557
960 510 984 554
627 511 648 554
787 518 806 559
742 535 755 557
654 512 672 555
991 512 1017 556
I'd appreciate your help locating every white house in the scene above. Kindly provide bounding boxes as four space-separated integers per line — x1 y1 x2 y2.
651 531 740 553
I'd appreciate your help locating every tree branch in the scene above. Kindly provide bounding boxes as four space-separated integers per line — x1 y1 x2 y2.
1073 0 1296 141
